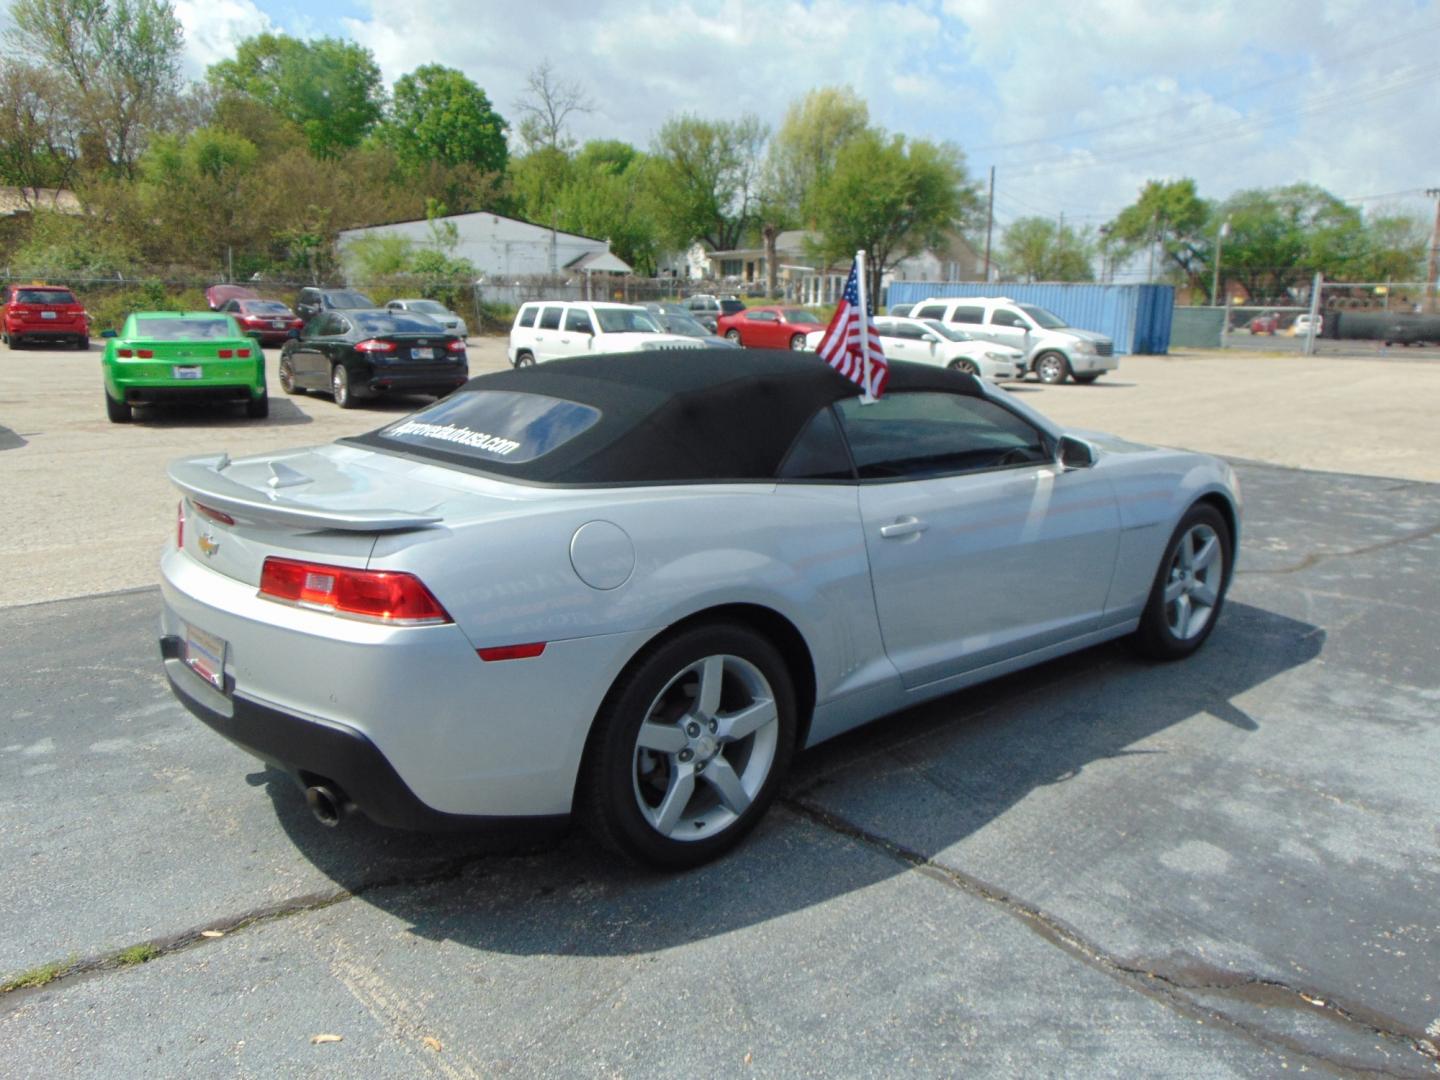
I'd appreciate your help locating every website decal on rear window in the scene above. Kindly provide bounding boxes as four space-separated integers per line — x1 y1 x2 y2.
377 390 601 465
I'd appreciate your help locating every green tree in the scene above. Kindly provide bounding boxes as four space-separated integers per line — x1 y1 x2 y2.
9 210 140 278
0 61 83 194
135 126 262 268
1214 183 1364 300
506 146 574 226
209 34 385 158
552 141 660 274
1347 212 1427 282
6 0 184 174
1105 178 1213 295
810 130 979 299
766 85 869 220
382 65 508 174
999 217 1095 282
647 113 768 252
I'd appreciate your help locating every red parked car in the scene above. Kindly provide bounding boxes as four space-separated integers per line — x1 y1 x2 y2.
1248 311 1280 335
1 283 90 349
218 297 304 346
205 284 260 310
716 305 827 349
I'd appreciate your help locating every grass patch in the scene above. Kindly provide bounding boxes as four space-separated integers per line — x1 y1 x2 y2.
115 943 160 967
1 958 70 992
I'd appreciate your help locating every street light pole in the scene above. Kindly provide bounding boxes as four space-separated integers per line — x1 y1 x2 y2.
1211 219 1230 305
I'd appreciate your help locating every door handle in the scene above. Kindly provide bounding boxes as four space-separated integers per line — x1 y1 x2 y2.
880 516 928 539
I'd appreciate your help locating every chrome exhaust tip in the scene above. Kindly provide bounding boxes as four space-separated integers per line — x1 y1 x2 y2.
304 784 346 827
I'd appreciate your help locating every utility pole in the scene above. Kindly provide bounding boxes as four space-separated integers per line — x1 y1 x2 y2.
1426 188 1440 314
983 166 995 283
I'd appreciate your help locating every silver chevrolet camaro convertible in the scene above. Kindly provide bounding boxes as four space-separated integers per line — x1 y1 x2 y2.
160 350 1240 868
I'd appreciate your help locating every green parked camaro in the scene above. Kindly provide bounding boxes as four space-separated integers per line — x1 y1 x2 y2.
102 311 268 423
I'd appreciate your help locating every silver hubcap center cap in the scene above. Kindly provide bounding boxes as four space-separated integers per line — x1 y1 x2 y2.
692 733 719 761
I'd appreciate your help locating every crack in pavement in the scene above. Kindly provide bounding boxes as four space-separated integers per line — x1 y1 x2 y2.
782 797 1440 1078
1237 522 1440 576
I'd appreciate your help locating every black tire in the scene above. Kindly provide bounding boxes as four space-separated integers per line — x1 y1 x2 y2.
2 332 10 349
331 364 355 408
789 333 807 350
1132 504 1232 661
1072 372 1100 384
513 350 535 368
245 392 269 419
725 329 741 344
1034 351 1071 384
104 390 131 423
948 358 980 376
278 357 303 394
580 622 798 869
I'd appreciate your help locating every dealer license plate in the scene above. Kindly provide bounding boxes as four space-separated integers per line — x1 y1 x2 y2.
41 310 56 319
184 624 227 690
173 365 202 379
271 320 285 329
410 347 434 360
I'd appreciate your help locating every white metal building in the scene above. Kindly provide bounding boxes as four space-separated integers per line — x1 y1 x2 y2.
336 211 630 280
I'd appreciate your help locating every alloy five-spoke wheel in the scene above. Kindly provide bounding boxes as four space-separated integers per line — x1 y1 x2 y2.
331 364 353 408
632 653 780 842
1034 351 1070 384
1133 504 1231 660
582 622 796 868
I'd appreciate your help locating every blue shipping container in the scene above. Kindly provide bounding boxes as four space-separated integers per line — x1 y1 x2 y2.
885 282 1174 356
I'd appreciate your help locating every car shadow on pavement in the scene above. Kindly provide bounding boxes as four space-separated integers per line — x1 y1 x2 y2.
134 397 312 427
262 598 1322 957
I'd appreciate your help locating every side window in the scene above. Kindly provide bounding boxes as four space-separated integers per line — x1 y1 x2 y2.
221 300 238 312
538 306 563 330
516 306 538 328
989 309 1026 328
746 311 777 322
331 316 352 337
835 392 1051 480
891 322 924 340
914 304 947 320
302 315 327 339
564 309 595 334
950 306 984 324
777 407 854 481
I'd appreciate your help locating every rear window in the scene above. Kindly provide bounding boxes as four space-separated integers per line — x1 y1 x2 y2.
351 312 441 335
16 288 76 305
133 318 234 340
376 391 601 465
242 301 290 314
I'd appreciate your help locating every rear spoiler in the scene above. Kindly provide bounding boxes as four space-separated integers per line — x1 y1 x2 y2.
168 454 441 532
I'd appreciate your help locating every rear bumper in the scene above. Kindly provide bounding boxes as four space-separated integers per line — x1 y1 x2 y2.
9 326 85 341
365 370 469 395
161 637 565 834
123 384 259 404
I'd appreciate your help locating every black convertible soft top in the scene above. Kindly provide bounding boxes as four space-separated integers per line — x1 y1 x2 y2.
348 348 983 485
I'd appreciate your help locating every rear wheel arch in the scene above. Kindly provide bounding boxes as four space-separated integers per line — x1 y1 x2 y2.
581 602 818 776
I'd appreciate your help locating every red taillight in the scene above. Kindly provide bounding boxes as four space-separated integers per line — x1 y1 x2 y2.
236 347 251 358
137 349 154 359
258 557 451 624
355 339 396 353
118 348 133 358
176 501 185 548
447 339 466 353
192 501 235 526
11 307 29 316
242 316 263 325
218 349 233 358
477 642 547 662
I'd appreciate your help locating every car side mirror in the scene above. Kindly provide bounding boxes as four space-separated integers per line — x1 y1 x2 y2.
1058 435 1095 470
100 329 117 339
920 333 938 343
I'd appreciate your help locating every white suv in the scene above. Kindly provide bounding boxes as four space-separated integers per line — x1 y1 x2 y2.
910 296 1117 384
508 302 702 366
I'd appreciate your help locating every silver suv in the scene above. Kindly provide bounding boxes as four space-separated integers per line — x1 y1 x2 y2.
910 296 1117 384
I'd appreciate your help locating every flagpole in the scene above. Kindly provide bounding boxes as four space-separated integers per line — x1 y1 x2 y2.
855 249 873 403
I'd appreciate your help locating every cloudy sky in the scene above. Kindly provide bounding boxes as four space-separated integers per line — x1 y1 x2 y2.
174 0 1439 238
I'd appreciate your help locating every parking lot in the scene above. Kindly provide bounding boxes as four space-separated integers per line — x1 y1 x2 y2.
2 341 1438 1076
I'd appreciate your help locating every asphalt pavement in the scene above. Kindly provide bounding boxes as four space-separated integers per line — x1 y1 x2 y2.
2 460 1437 1077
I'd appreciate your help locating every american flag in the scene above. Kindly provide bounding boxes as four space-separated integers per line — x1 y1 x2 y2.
815 259 888 398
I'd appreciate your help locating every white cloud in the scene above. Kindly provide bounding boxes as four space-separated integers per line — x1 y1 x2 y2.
175 0 275 78
255 0 1440 226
